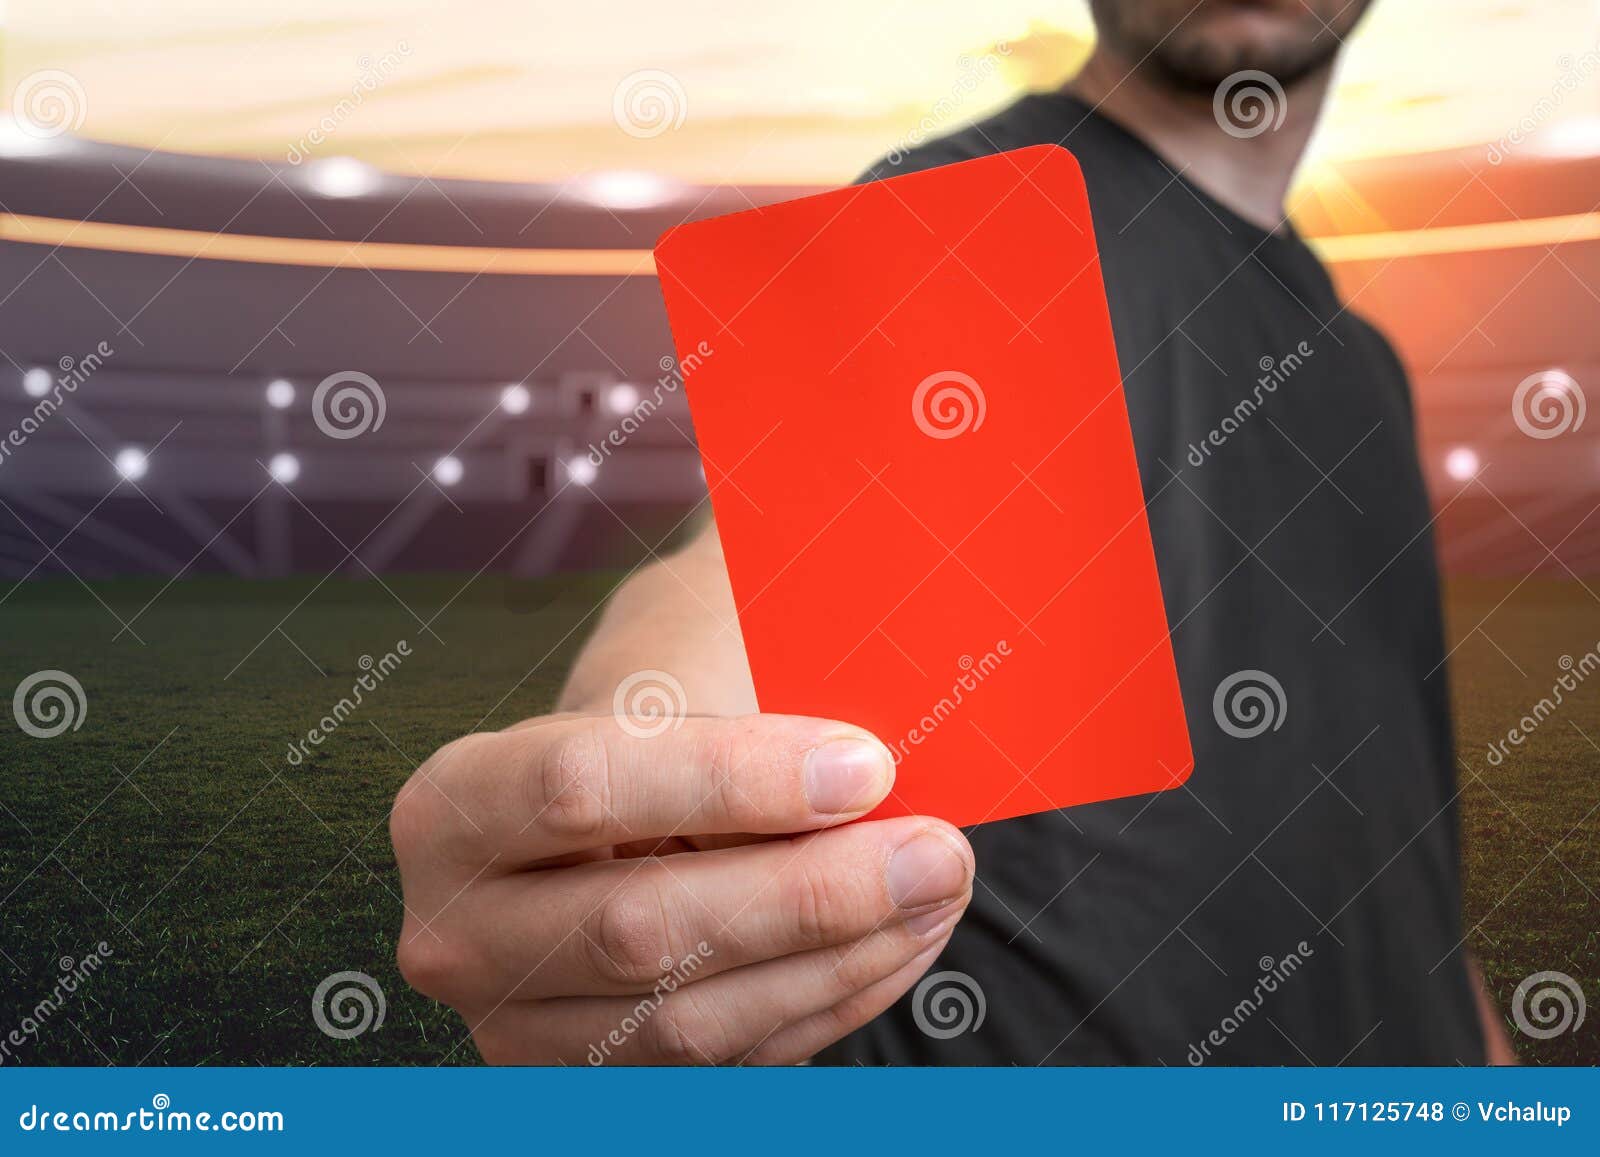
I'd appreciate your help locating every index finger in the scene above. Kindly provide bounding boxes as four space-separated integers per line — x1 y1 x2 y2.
448 713 896 862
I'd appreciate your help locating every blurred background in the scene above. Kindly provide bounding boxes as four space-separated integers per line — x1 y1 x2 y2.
0 0 1597 1065
1 0 1597 577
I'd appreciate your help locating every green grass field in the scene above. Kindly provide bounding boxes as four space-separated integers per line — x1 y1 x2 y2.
0 572 1595 1065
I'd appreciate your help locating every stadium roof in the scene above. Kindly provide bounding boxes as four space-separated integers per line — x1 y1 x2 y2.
5 0 1597 184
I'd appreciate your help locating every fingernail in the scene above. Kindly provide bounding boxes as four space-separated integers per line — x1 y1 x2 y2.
904 902 961 937
887 831 970 910
804 738 891 815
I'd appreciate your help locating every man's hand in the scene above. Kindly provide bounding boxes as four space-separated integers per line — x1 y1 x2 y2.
390 712 973 1065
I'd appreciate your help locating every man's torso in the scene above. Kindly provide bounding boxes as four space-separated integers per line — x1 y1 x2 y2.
821 92 1483 1066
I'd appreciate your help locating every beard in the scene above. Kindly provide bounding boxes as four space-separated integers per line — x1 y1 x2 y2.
1087 0 1372 92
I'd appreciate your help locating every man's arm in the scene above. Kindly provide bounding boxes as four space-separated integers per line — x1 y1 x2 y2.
1468 953 1518 1064
557 522 757 716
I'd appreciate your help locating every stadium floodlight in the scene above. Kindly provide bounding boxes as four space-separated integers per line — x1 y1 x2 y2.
432 455 464 486
1444 446 1480 481
500 384 532 414
265 378 296 409
0 114 64 157
1534 117 1600 158
565 456 599 487
114 446 149 481
22 367 52 398
268 452 301 484
579 170 676 210
305 156 381 198
605 382 641 416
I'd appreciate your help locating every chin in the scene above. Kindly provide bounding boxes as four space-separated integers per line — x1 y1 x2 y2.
1160 26 1335 88
1103 0 1357 91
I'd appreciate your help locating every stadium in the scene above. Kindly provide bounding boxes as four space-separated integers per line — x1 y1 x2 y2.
0 0 1597 1067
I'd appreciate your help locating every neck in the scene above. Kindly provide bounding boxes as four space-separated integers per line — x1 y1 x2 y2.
1065 47 1331 231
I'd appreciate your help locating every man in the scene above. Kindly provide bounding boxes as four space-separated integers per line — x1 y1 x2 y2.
391 0 1515 1064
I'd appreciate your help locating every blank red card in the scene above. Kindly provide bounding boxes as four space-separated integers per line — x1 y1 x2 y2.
654 143 1191 827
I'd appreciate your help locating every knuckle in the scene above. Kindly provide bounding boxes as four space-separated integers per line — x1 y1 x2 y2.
585 876 674 987
395 932 465 1003
425 732 496 791
829 930 901 996
389 774 452 870
470 1019 526 1066
696 721 784 828
784 859 861 947
392 734 496 862
647 991 734 1065
533 727 613 841
387 779 432 864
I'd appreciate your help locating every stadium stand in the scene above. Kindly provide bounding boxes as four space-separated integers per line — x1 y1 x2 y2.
0 133 1594 580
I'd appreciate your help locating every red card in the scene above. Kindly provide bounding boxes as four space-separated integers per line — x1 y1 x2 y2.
654 144 1191 827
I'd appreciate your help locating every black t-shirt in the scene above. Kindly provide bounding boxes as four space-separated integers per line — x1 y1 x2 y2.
820 92 1484 1065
